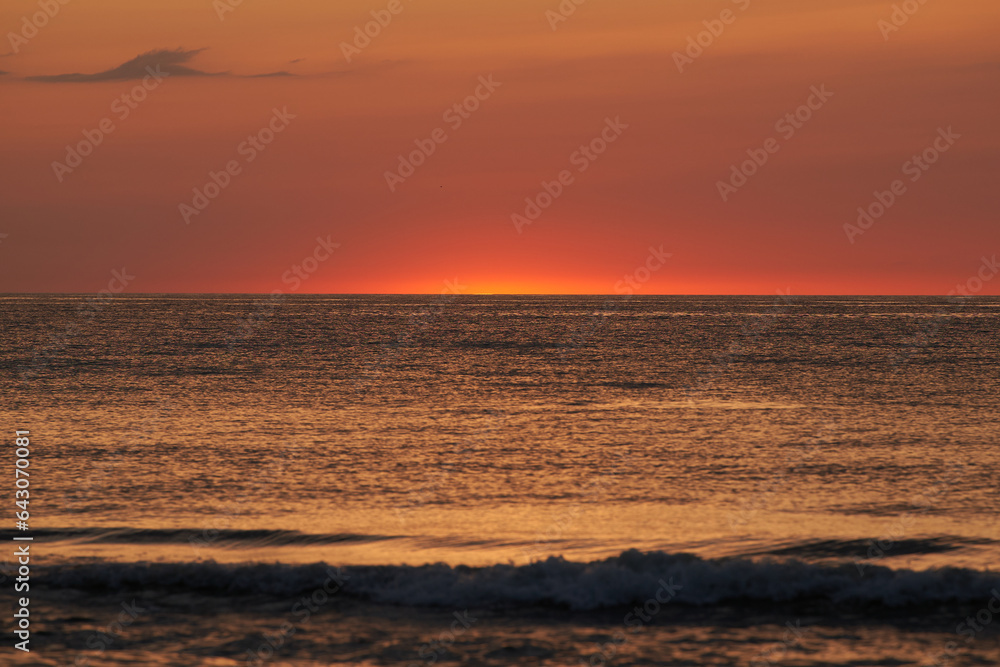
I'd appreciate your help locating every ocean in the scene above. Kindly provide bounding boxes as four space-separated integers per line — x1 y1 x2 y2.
1 294 999 666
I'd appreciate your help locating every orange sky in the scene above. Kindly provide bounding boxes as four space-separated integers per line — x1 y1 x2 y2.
0 0 997 294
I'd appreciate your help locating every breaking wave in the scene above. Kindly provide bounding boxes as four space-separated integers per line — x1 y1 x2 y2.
34 549 1000 611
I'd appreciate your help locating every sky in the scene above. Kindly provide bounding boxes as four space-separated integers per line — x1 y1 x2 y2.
0 0 997 294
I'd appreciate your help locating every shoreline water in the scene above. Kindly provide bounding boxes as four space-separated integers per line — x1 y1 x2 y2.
2 296 998 664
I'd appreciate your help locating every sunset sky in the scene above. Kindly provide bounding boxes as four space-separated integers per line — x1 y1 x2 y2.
0 0 997 294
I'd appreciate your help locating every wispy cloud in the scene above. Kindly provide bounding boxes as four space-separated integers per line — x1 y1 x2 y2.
247 71 293 78
27 48 224 82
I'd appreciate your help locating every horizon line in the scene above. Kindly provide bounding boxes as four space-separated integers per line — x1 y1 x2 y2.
0 292 992 298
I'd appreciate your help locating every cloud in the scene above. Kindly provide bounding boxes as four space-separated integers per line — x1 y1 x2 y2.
0 71 8 76
318 59 409 78
27 48 225 83
247 71 294 78
289 58 305 64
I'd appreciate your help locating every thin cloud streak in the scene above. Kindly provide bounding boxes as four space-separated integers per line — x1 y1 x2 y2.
27 48 223 82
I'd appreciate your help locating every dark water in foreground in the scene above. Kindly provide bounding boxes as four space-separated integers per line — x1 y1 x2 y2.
0 295 998 665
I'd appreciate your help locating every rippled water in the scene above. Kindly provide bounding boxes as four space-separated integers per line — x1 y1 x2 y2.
1 295 998 665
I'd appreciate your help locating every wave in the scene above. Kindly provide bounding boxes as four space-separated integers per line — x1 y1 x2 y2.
0 527 399 547
739 536 995 559
35 550 1000 610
